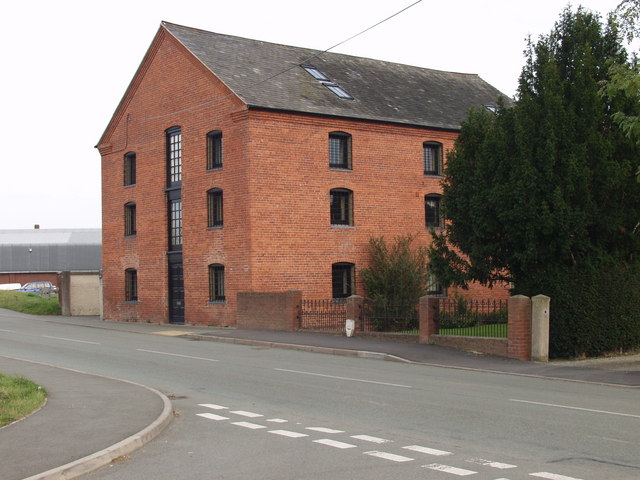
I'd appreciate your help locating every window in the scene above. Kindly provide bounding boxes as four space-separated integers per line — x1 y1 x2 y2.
323 83 353 100
302 65 330 81
423 142 443 176
124 152 136 186
169 198 182 249
329 132 352 169
207 188 223 227
207 130 223 170
124 202 136 236
425 194 442 228
427 272 446 296
166 126 182 186
330 188 353 226
208 264 225 302
332 262 354 299
125 268 138 301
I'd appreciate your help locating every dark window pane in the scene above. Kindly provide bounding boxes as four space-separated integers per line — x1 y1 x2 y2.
125 269 138 301
167 127 182 186
209 264 225 301
424 142 442 175
125 203 136 236
332 263 354 298
207 189 223 227
425 195 441 228
207 131 223 170
330 189 353 225
124 152 136 186
329 133 351 169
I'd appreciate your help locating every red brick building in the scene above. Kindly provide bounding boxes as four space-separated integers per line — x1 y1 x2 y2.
97 22 507 325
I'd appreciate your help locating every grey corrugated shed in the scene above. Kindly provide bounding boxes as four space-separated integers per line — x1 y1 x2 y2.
162 22 508 131
0 229 102 272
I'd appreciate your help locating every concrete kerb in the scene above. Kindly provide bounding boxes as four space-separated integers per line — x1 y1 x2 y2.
184 333 409 363
15 362 174 480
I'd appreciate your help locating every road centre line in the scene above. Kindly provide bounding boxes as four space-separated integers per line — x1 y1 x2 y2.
137 349 219 362
510 398 640 419
275 368 413 388
0 328 16 333
42 335 100 345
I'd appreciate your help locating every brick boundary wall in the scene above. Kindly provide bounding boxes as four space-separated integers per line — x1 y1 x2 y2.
237 290 302 331
418 294 549 362
0 272 60 288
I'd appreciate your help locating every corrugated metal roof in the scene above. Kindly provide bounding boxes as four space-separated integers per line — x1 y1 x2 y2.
0 229 101 272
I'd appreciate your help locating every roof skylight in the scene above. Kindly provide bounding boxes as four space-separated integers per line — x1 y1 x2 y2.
301 64 354 100
302 65 330 82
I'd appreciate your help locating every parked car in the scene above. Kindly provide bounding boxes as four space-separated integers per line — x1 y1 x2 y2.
16 281 58 294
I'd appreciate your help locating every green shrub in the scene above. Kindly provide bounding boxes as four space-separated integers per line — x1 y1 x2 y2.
544 261 640 358
0 290 61 315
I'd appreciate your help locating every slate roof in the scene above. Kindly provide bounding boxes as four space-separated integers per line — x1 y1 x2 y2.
0 229 102 272
162 22 508 131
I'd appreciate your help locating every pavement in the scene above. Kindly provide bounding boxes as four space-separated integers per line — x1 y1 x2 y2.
2 315 639 480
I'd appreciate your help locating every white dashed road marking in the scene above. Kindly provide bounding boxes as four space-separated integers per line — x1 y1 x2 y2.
197 413 229 421
423 463 477 476
313 439 358 449
403 445 453 456
530 473 584 480
511 399 640 420
230 410 263 418
466 458 517 469
269 430 308 438
231 421 266 429
306 427 345 433
275 368 412 388
196 401 589 480
137 348 218 362
364 451 414 463
43 335 100 345
198 403 228 410
351 434 391 444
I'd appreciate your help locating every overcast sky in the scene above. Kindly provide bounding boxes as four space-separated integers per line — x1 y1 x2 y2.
0 0 631 230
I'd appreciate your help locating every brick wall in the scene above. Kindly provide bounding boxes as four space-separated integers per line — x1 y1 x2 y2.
0 272 59 287
98 29 507 326
237 290 302 331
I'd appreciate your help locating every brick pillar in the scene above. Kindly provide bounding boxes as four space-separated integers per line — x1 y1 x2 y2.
531 295 550 362
346 295 364 333
419 295 439 344
507 295 532 360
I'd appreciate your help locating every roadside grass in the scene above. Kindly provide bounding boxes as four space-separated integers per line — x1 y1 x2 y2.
0 373 47 427
439 323 508 338
0 290 61 315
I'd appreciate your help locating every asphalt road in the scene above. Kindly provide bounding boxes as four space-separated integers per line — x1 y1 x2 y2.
1 311 639 480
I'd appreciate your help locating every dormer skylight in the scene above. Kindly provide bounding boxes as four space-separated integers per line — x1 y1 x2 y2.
324 83 353 100
302 65 330 82
301 64 354 100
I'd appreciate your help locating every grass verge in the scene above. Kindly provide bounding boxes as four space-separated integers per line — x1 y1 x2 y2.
0 290 61 315
439 323 508 338
0 373 47 427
